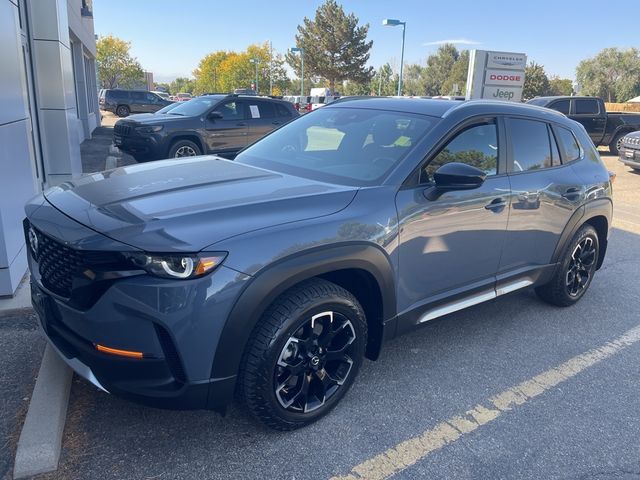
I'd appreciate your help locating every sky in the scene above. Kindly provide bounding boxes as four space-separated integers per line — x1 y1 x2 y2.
93 0 639 84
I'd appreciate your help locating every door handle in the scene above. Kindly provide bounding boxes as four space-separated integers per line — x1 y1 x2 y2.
562 187 581 200
485 197 507 213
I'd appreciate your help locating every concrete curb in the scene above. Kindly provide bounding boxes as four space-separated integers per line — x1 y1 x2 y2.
13 344 73 479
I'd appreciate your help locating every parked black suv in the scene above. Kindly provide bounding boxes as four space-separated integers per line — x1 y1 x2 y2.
113 94 299 161
99 89 173 117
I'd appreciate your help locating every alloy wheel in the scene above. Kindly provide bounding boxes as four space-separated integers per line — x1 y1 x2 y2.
174 145 197 157
275 311 356 413
566 236 597 297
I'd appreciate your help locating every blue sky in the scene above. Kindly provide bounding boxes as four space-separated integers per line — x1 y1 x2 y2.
94 0 638 83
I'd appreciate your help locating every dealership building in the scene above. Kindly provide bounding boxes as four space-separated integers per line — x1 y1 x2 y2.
0 0 100 296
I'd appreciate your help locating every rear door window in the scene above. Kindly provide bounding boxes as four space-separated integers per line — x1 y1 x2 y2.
131 91 146 102
574 99 599 115
276 103 292 118
255 101 276 119
509 118 552 172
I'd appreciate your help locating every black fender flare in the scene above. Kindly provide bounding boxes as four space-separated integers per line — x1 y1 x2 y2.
550 198 612 268
210 242 397 380
166 132 206 155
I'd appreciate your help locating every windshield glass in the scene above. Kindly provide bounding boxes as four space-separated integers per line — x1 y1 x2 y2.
236 107 437 186
167 96 223 116
156 102 180 114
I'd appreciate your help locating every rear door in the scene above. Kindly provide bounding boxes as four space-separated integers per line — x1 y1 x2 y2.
246 100 280 145
203 99 248 155
569 98 606 145
499 117 583 285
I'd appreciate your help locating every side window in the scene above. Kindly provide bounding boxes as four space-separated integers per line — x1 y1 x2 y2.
276 103 292 118
256 101 276 119
549 100 570 115
420 122 498 184
549 126 562 166
131 91 146 102
214 101 245 120
510 118 552 172
575 99 599 115
146 93 159 102
555 126 581 162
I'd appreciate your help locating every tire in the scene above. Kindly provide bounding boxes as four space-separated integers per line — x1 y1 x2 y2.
168 139 202 158
116 105 130 117
237 278 367 431
609 132 626 156
535 224 599 307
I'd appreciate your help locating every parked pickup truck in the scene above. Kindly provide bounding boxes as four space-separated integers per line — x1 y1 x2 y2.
527 96 640 155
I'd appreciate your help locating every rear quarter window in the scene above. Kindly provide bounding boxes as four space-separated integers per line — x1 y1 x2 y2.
555 126 582 162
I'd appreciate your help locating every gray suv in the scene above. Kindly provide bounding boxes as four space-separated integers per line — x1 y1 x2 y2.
24 98 612 430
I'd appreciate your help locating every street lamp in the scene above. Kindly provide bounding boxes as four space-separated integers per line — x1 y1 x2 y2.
382 18 406 96
249 58 259 94
290 47 304 97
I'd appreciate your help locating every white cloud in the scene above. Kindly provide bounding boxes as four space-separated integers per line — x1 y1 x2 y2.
423 39 481 46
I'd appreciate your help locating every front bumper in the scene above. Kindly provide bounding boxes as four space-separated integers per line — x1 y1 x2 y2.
619 147 640 169
25 202 250 411
114 132 164 158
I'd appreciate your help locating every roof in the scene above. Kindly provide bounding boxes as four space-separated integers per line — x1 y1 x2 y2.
326 97 566 120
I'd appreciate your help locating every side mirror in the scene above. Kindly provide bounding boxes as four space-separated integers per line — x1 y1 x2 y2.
208 111 223 120
433 162 486 189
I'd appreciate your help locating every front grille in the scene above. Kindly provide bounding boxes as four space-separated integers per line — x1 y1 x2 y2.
114 123 132 136
25 221 126 299
33 230 82 297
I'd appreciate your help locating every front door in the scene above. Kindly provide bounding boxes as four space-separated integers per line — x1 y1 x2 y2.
395 119 510 319
204 100 249 155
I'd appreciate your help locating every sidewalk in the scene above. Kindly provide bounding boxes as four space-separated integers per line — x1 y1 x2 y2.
0 311 45 479
81 113 135 173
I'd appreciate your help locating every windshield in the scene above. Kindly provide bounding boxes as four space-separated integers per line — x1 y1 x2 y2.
236 107 438 186
166 96 223 116
156 102 180 114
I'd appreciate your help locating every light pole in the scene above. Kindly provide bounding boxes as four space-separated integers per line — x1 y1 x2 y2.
290 47 304 97
383 18 406 96
249 58 259 94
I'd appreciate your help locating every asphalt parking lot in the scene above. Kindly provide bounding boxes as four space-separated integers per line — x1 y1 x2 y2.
27 153 640 480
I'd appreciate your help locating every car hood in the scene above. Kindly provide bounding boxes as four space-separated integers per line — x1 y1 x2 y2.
43 157 357 252
117 113 190 125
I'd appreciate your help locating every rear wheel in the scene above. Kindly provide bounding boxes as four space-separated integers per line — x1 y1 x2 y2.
536 224 599 307
116 105 130 117
609 132 626 156
168 139 201 158
238 279 367 430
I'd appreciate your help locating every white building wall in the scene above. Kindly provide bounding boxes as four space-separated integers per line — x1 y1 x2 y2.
0 0 98 295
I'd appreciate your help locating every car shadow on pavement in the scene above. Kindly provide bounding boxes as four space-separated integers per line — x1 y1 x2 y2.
42 226 640 480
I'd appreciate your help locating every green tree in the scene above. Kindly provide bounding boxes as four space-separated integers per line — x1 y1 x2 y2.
286 0 373 93
169 77 195 95
522 62 550 100
576 47 640 102
193 51 229 94
371 63 398 96
96 35 144 89
548 76 574 96
403 63 427 96
423 44 459 96
442 49 469 96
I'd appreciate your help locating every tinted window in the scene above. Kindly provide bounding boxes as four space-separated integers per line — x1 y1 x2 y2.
575 99 599 115
254 101 276 118
556 126 581 162
549 100 570 115
236 108 436 186
131 91 146 101
510 119 552 172
276 103 292 117
107 90 128 100
421 123 498 183
215 101 245 120
168 95 225 116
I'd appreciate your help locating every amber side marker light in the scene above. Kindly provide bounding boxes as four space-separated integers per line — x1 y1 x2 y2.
95 344 144 359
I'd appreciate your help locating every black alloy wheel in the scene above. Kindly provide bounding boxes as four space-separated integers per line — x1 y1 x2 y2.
275 310 356 413
238 278 367 430
566 236 597 297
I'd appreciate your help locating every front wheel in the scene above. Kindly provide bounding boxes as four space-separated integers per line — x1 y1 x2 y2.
116 105 130 117
536 224 599 307
168 139 202 158
238 279 367 430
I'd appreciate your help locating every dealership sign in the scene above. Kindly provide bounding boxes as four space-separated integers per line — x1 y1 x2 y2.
466 50 527 103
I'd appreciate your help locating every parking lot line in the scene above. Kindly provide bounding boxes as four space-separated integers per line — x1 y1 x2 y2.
331 323 640 480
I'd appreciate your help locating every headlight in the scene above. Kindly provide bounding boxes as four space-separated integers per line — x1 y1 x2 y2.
123 252 227 279
135 125 163 134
